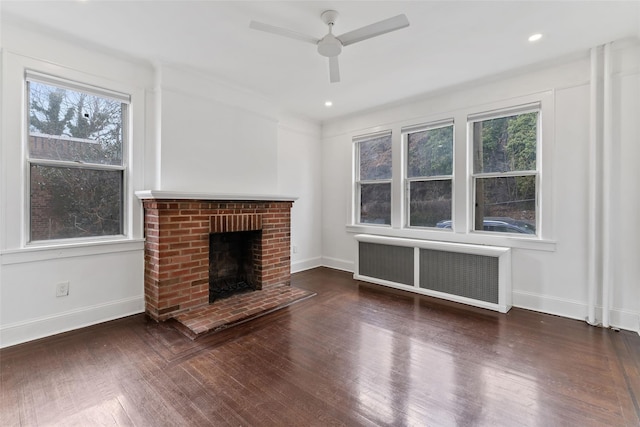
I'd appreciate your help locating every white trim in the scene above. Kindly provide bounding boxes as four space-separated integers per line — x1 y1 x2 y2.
401 118 454 135
135 190 297 202
346 224 556 252
467 102 541 122
513 290 640 334
27 158 125 171
355 233 510 256
1 239 144 265
602 43 613 328
513 290 586 321
26 69 131 103
352 129 392 143
587 46 600 326
321 256 354 272
0 296 144 349
291 256 323 273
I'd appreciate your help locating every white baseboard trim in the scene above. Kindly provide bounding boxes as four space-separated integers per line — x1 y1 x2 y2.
513 290 640 333
0 296 144 349
609 308 640 334
321 256 354 273
291 257 323 273
513 290 586 321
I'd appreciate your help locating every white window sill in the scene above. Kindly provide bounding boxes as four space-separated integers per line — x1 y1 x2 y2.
346 224 556 252
1 238 145 265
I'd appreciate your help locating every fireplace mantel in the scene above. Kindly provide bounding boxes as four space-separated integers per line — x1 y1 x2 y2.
135 190 297 202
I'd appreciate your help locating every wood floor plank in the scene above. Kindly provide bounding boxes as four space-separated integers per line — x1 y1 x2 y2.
1 267 639 426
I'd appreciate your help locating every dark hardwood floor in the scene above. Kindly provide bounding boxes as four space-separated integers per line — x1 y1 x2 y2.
1 267 639 426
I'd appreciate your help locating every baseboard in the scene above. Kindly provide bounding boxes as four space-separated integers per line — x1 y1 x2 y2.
0 296 145 348
513 290 640 333
609 308 640 334
291 256 323 273
321 256 354 273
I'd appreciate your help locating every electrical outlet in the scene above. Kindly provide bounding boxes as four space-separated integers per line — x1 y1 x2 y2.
56 281 69 297
292 245 298 254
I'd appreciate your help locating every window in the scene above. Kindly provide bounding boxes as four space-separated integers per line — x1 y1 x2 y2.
470 106 538 235
355 131 392 225
404 122 454 228
27 73 129 241
350 95 549 247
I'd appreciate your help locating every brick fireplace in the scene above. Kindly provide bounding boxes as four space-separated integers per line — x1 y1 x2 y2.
137 191 296 322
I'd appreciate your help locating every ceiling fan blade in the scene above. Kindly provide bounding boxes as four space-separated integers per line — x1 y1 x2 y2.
337 14 409 47
249 20 319 44
329 56 340 83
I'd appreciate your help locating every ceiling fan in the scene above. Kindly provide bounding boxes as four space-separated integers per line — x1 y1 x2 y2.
249 10 410 83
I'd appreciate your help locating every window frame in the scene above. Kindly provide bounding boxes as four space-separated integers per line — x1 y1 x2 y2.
468 103 541 237
25 71 131 244
402 120 455 229
354 130 393 226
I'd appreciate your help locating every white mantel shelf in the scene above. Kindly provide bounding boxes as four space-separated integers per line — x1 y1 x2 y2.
135 190 297 202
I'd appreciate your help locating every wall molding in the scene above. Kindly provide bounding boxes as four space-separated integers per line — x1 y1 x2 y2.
513 290 639 333
291 256 323 274
1 240 144 265
0 296 144 349
321 257 354 273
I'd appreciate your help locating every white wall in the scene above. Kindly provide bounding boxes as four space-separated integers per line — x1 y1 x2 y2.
0 21 153 347
277 114 323 272
321 39 640 332
155 64 280 194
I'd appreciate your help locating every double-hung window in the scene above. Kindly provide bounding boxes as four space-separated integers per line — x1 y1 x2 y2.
470 104 539 235
404 121 454 228
27 72 129 242
355 131 392 225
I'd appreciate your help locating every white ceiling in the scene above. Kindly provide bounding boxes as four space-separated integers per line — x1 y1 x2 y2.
2 1 639 122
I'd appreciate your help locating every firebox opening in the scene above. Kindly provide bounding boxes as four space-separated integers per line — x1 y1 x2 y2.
209 230 260 303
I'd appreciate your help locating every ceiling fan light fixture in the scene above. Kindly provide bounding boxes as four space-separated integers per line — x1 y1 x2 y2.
317 35 342 57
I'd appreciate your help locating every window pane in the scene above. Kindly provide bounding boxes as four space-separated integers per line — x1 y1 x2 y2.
409 180 452 227
473 112 537 174
30 165 123 241
359 134 392 180
360 183 391 225
407 125 453 177
474 176 536 234
28 81 124 165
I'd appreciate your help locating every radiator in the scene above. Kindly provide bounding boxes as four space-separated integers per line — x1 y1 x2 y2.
355 234 512 313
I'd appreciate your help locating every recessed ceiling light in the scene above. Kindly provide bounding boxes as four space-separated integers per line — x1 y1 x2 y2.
325 101 333 107
528 33 543 42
